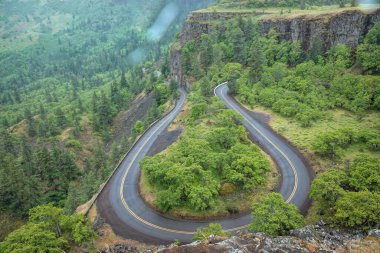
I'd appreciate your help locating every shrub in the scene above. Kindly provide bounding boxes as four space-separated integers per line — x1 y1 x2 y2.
249 193 303 236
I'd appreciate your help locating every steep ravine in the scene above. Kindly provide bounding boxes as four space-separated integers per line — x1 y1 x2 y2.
170 9 380 88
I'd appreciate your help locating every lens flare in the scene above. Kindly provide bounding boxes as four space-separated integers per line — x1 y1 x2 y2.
146 2 179 42
358 0 380 13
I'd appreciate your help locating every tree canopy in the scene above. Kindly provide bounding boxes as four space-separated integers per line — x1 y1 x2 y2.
249 193 304 236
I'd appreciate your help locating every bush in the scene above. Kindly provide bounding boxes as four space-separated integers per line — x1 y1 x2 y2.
348 155 380 192
334 191 380 230
249 193 303 236
310 156 380 229
193 223 228 241
312 129 356 157
358 23 380 74
65 138 82 150
0 204 96 253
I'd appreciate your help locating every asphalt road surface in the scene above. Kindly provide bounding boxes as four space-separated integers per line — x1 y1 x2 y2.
96 84 312 243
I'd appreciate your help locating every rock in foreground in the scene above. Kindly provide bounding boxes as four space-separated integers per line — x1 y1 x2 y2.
100 225 380 253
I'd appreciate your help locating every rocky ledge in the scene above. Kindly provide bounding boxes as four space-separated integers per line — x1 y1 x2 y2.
100 224 380 253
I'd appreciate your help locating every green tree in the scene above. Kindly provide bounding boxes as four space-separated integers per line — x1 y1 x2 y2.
223 63 242 95
327 44 352 68
248 36 266 82
191 102 208 119
358 23 380 74
334 191 380 229
156 189 181 212
0 151 41 215
24 108 36 137
348 155 380 192
0 204 96 252
120 69 128 88
55 108 67 129
0 223 68 253
309 169 348 208
133 120 144 135
249 193 303 236
200 34 213 70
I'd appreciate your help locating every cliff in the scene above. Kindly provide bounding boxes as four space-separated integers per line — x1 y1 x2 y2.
170 8 380 87
260 9 380 51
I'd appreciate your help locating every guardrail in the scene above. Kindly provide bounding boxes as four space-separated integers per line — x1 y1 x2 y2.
83 93 181 216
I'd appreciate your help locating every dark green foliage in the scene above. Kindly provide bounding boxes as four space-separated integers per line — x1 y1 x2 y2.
358 23 380 74
0 150 42 216
200 34 214 70
348 156 380 192
24 108 36 137
249 193 304 236
334 191 380 230
0 139 80 216
133 120 145 135
120 69 128 88
0 204 96 253
222 63 242 95
182 41 197 75
309 169 348 207
310 155 380 230
312 128 380 158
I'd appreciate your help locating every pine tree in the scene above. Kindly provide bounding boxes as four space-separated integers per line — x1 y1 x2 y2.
249 36 266 82
120 69 127 88
200 34 213 70
55 108 67 129
20 136 35 176
24 108 36 137
231 25 245 64
91 91 98 114
98 91 112 130
1 130 15 156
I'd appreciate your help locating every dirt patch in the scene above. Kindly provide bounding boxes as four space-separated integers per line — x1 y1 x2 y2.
146 128 183 157
75 116 102 171
107 91 154 152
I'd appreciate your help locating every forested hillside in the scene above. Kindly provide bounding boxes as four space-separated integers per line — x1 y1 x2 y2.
0 0 215 248
172 4 380 234
1 0 379 251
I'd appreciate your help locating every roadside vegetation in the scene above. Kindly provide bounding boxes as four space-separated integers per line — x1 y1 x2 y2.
0 204 96 253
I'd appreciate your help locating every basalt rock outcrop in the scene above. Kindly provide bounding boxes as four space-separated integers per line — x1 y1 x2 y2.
100 225 380 253
170 8 380 88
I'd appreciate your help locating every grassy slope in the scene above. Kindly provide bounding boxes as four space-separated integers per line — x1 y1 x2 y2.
195 4 368 14
241 103 380 172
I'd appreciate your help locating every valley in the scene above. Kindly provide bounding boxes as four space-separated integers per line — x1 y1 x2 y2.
0 0 379 252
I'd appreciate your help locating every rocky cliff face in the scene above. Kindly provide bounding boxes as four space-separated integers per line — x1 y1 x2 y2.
260 9 380 51
170 9 380 87
100 225 380 253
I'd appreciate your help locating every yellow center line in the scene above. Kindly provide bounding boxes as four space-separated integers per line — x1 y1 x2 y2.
118 84 298 235
218 84 298 204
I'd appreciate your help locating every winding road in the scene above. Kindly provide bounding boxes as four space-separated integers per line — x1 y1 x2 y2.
96 83 312 244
